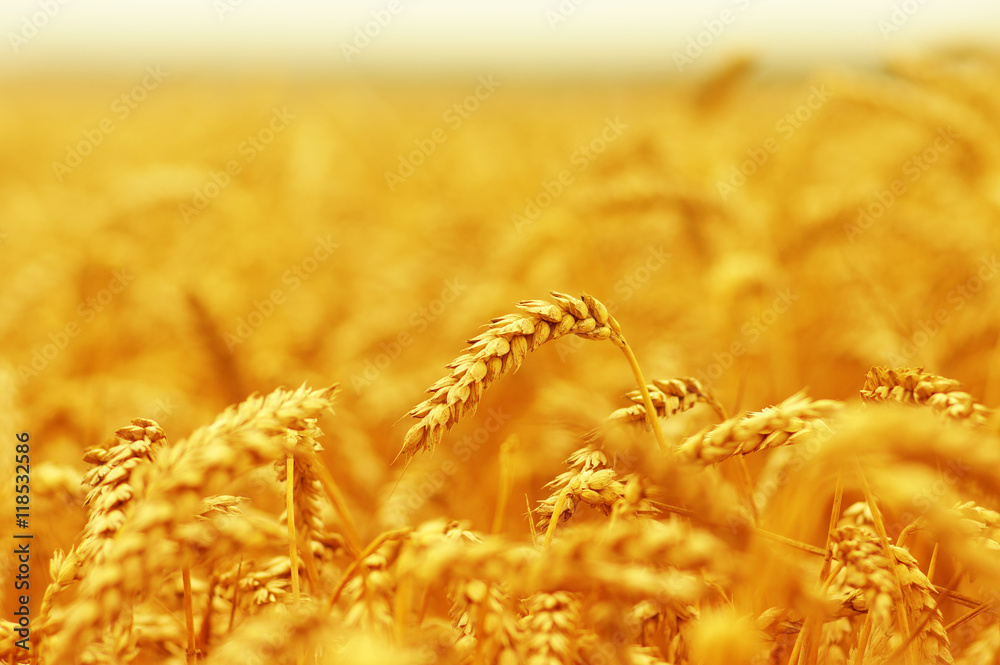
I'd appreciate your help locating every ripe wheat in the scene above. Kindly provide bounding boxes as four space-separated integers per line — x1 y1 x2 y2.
11 53 1000 664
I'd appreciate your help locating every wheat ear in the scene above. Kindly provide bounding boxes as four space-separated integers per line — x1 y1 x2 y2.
607 376 727 426
396 291 665 461
36 418 166 644
518 591 583 665
451 580 522 664
202 606 330 665
677 391 841 464
862 366 993 426
538 376 725 532
42 384 339 664
279 423 326 590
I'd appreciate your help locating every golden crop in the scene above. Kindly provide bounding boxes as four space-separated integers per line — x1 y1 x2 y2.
2 50 1000 664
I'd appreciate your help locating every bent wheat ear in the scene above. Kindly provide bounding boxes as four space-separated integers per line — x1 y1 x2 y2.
397 291 665 461
611 377 727 425
677 391 841 464
862 366 993 426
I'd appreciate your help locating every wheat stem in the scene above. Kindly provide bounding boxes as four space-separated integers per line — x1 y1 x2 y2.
613 333 668 451
926 542 939 585
543 485 573 548
286 454 301 605
854 609 874 665
183 565 197 664
820 472 844 584
228 557 242 633
305 448 363 555
330 528 413 607
492 435 517 534
854 459 915 665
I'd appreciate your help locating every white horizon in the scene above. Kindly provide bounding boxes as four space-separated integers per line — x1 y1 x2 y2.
2 1 997 77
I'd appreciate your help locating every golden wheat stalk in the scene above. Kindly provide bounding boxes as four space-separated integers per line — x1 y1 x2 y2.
891 545 953 664
396 291 666 461
398 520 732 606
342 553 396 635
536 465 657 538
279 424 327 589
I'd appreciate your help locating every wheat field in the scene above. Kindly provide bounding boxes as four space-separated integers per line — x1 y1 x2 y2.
3 50 1000 664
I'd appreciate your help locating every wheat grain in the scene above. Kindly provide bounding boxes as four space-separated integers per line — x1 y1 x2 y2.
831 524 896 636
535 466 657 533
627 599 698 663
343 553 396 634
216 554 296 615
891 545 953 664
831 522 954 664
79 419 167 559
276 422 327 588
399 519 732 611
536 376 724 535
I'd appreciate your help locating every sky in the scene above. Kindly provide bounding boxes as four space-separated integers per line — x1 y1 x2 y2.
1 1 998 77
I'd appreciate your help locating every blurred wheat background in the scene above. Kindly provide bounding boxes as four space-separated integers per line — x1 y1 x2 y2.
3 2 1000 663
